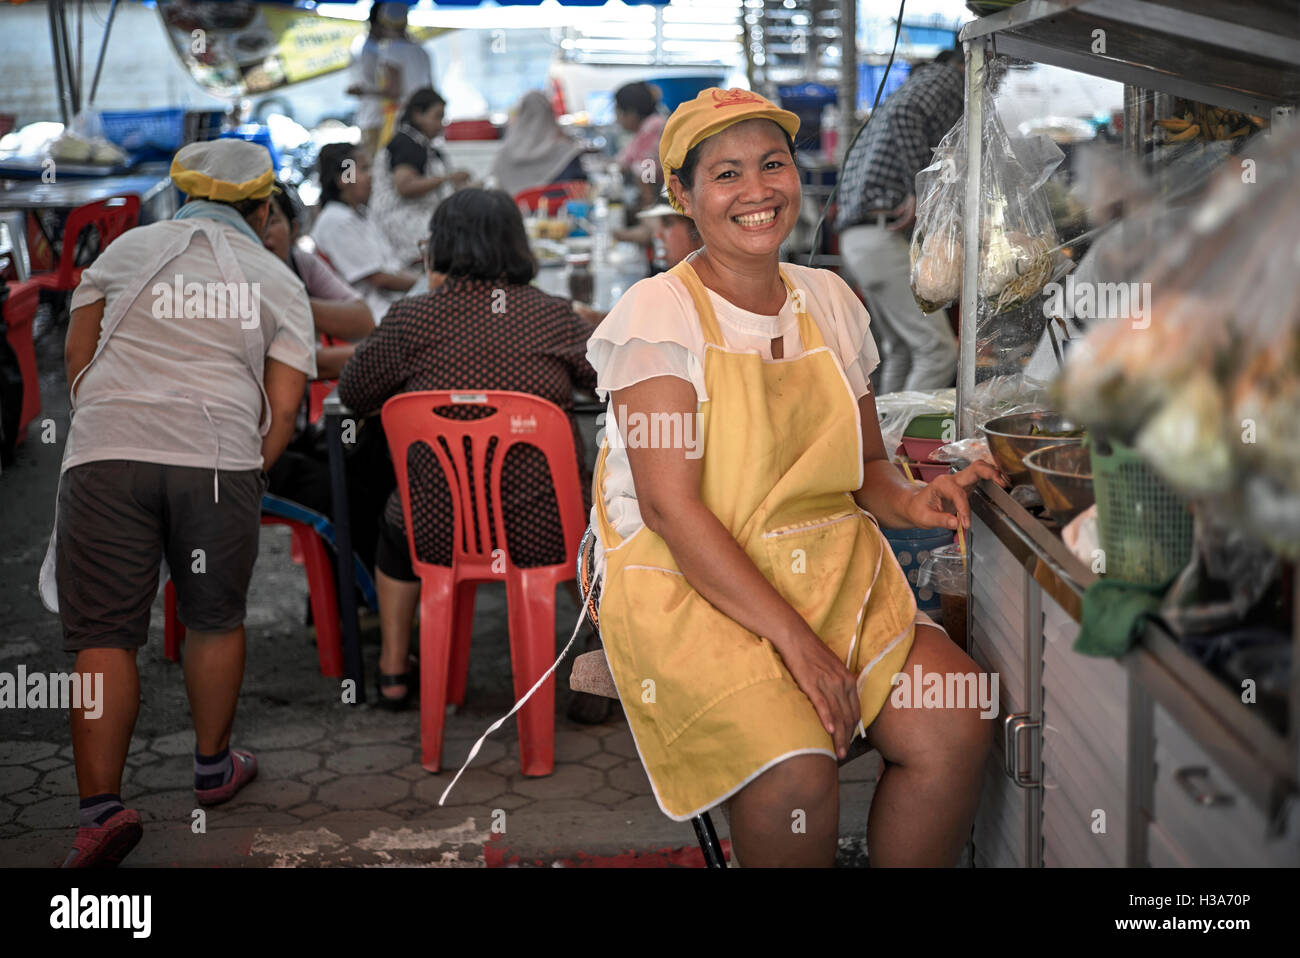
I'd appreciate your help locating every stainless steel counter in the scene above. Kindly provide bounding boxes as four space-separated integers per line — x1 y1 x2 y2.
969 481 1297 835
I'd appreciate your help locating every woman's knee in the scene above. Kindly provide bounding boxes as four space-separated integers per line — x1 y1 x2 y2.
732 753 838 824
875 625 996 763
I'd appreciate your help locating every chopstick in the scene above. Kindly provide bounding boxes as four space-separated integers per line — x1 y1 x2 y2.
957 516 968 570
901 459 916 483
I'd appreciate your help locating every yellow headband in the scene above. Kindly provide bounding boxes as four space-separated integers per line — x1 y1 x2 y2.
659 88 801 213
170 142 276 202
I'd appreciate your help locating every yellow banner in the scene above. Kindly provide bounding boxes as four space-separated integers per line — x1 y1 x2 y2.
158 2 451 99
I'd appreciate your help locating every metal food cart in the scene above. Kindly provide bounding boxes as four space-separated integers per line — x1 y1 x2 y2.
955 0 1300 867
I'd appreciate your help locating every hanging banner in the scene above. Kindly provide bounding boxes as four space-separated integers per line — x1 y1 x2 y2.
156 1 450 99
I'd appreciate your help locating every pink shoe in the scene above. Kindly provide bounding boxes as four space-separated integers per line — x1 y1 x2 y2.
194 749 258 807
61 808 143 868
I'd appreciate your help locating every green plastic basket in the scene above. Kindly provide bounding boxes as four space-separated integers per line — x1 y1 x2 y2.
1088 437 1193 587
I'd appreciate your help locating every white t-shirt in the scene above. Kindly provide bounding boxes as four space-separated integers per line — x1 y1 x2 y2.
586 254 881 557
350 34 384 130
66 220 317 472
310 201 407 324
381 37 435 105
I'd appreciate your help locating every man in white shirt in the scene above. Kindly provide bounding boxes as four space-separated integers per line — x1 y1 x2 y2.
56 140 316 868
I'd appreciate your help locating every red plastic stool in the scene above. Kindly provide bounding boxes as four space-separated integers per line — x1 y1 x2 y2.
1 279 41 444
163 514 343 677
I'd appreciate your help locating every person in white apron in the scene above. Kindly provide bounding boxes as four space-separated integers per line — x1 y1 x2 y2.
45 140 318 867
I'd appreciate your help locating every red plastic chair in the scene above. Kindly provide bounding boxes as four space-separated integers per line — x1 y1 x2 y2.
381 390 587 776
513 181 588 216
28 196 140 293
1 279 42 444
163 514 344 677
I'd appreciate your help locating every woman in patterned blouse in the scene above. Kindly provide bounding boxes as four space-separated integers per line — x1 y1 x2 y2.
338 189 597 708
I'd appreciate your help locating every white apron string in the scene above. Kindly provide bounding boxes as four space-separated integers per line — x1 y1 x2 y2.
438 598 591 806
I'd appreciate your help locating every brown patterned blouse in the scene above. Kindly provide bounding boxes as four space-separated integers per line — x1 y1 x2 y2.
338 275 596 568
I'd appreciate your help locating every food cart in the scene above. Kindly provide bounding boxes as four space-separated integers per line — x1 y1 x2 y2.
951 0 1300 867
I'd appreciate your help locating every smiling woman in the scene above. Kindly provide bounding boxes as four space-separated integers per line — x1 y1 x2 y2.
585 88 1006 867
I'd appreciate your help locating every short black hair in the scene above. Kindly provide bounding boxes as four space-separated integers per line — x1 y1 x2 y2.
269 182 303 226
614 82 657 120
671 122 797 196
201 195 268 219
401 87 447 127
424 188 536 285
317 143 357 206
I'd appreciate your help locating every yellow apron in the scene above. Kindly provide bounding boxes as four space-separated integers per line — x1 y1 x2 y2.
594 258 918 821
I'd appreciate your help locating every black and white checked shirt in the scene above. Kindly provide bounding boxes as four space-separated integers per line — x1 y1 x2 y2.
835 61 965 231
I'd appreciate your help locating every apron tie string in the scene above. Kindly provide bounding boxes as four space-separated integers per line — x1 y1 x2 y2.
198 402 222 504
438 598 591 806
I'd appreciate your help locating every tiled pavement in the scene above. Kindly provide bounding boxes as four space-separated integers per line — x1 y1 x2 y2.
0 621 880 867
1 529 880 868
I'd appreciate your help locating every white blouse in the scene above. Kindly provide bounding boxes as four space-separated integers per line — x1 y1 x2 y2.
586 251 881 570
310 201 407 324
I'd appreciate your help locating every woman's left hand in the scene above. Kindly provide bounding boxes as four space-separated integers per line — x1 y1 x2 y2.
903 461 1009 532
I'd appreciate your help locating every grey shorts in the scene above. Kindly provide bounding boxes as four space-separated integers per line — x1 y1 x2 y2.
57 460 265 651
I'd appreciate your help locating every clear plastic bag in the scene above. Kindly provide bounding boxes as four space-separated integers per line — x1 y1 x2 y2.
960 373 1048 438
1057 121 1300 557
931 436 995 467
909 118 965 314
44 112 127 166
874 388 955 459
976 97 1067 314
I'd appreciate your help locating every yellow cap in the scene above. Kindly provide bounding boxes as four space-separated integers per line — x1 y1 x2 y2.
659 88 800 213
170 140 276 203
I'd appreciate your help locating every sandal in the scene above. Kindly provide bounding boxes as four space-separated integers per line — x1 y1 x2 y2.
375 662 418 711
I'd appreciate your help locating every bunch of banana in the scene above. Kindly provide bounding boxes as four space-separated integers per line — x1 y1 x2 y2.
1155 103 1264 142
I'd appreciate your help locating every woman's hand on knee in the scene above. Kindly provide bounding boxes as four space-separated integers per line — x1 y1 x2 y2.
778 633 859 760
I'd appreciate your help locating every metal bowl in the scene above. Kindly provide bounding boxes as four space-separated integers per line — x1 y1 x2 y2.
980 411 1085 485
1023 442 1094 525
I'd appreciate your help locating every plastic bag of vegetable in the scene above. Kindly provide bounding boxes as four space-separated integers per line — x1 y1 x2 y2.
1057 122 1300 557
975 88 1066 314
909 118 966 314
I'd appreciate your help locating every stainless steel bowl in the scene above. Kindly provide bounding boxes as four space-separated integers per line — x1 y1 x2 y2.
1023 442 1094 525
980 411 1085 485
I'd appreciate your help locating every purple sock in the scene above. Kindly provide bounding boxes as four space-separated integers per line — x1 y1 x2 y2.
79 793 125 827
194 747 233 790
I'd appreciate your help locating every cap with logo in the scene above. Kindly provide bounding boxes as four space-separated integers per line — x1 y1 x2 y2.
658 88 800 213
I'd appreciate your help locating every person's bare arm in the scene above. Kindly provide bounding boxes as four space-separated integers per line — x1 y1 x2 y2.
615 376 860 758
65 301 104 396
853 392 1007 529
360 270 418 292
261 358 308 469
392 165 470 199
314 344 356 381
612 223 653 245
310 298 374 341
